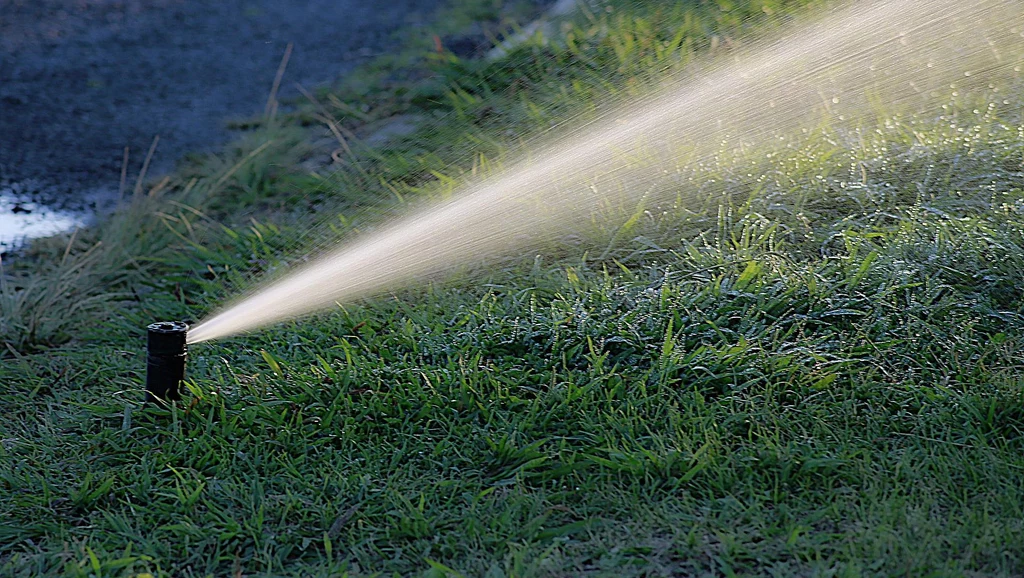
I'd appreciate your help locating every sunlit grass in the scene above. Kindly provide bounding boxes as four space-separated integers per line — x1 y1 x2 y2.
2 0 1023 576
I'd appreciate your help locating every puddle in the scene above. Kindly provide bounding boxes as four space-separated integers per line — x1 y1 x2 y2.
0 179 108 252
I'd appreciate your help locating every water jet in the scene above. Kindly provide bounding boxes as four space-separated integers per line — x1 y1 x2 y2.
145 321 189 405
186 0 1024 344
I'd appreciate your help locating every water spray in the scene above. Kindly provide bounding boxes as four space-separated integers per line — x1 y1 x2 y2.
145 321 188 405
186 0 1024 344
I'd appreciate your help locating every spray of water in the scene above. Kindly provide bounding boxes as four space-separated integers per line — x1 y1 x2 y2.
188 0 1024 344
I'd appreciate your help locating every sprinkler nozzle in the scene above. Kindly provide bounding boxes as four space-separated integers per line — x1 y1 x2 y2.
145 321 188 406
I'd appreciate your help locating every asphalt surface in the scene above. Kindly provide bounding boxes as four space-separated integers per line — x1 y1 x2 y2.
0 0 443 246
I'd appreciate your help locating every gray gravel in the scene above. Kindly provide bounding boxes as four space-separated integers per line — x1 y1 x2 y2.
0 0 443 246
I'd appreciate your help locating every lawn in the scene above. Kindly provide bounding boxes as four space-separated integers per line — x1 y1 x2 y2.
2 0 1023 576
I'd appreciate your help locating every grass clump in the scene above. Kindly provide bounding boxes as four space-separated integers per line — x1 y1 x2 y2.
3 0 1024 576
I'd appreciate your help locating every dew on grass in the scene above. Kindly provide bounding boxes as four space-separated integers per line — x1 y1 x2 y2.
188 0 1024 344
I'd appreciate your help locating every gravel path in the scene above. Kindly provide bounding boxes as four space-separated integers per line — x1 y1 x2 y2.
0 0 443 245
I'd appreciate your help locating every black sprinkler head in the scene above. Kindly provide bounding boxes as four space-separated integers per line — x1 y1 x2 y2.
145 321 188 405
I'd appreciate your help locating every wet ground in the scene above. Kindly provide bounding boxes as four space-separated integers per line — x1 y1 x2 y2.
0 0 443 248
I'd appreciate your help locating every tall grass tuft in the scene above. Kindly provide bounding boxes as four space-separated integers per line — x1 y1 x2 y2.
0 132 309 352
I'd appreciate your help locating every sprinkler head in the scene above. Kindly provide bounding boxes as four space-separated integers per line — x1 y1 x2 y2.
145 321 188 406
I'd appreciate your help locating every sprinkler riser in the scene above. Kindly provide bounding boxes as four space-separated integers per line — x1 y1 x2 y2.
145 321 188 405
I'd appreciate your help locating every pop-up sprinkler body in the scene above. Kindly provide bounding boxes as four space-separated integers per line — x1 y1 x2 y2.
146 321 188 405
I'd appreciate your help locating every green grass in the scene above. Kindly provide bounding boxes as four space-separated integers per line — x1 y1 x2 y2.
3 0 1024 576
